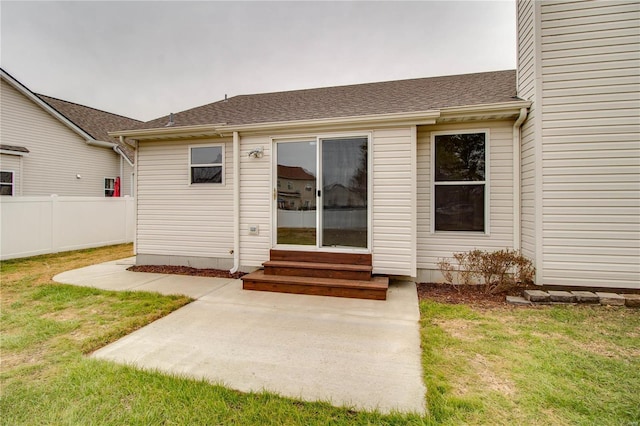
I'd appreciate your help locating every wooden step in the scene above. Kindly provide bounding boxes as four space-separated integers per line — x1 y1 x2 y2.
242 270 388 300
269 249 372 266
263 260 372 280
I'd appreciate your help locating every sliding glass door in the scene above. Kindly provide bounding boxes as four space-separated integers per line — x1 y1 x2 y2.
275 136 368 250
321 137 368 248
276 141 317 245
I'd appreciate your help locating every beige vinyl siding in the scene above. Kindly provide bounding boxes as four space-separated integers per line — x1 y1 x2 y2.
371 127 415 276
416 121 515 274
539 0 640 288
517 0 539 261
0 154 22 195
239 135 272 268
1 79 121 196
237 128 416 275
136 138 234 259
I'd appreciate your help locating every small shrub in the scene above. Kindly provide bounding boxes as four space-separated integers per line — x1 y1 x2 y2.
438 249 535 294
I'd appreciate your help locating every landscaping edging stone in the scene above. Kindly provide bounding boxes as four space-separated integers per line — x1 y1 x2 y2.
523 290 550 303
596 292 626 306
623 294 640 307
508 290 638 308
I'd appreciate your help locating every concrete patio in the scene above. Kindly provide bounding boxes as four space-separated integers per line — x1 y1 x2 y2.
53 258 426 414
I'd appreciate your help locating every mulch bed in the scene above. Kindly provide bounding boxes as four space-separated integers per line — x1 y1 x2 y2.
127 265 523 307
417 282 527 308
128 265 246 279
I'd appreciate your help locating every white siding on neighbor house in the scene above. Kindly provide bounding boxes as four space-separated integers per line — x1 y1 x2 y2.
517 0 539 262
539 0 640 288
239 134 273 268
371 127 415 276
0 79 122 197
135 138 234 260
0 154 22 196
416 121 516 278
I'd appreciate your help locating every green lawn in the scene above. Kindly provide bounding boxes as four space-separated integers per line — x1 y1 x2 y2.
1 244 638 425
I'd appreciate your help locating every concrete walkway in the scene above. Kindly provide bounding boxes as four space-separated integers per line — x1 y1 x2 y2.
53 259 426 414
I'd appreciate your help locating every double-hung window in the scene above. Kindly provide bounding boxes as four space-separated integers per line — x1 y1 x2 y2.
0 171 14 196
105 177 116 197
432 131 487 232
190 145 223 184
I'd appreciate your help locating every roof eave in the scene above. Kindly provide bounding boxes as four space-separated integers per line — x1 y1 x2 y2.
108 123 227 140
218 110 441 134
438 100 532 121
109 100 531 140
0 149 29 157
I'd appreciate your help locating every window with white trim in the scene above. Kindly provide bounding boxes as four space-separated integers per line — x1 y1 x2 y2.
433 131 487 232
104 177 116 197
0 171 14 196
190 145 223 184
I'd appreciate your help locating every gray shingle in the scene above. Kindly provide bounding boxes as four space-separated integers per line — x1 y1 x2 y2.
37 95 141 162
138 70 518 130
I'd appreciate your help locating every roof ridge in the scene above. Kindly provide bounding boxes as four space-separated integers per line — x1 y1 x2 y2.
36 93 142 123
233 69 517 99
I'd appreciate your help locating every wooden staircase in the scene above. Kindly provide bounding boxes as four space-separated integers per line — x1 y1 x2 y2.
241 250 388 300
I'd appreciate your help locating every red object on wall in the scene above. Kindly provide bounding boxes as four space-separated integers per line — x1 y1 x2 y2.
114 177 121 197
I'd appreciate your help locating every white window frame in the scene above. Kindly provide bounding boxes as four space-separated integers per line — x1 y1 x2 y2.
271 131 372 253
0 170 15 196
104 177 116 197
189 144 225 185
430 129 490 235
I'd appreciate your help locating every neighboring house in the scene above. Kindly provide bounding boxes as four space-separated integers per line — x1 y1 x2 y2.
111 0 639 290
0 68 140 197
277 165 316 211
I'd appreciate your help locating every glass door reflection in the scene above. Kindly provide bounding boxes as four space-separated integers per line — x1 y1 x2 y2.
276 141 317 245
321 137 368 248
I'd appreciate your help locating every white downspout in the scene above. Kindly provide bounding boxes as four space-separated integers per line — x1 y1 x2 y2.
230 131 240 274
513 107 528 251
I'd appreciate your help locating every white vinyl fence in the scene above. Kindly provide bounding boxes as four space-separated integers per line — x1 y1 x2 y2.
278 209 367 229
0 196 135 260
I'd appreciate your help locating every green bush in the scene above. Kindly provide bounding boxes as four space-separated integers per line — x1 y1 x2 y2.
438 249 535 294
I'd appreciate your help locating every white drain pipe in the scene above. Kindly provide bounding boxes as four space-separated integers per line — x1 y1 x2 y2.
230 131 240 274
513 107 528 251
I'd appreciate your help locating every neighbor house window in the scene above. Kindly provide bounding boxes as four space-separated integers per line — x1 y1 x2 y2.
0 171 14 196
104 178 116 197
432 131 487 232
190 145 223 184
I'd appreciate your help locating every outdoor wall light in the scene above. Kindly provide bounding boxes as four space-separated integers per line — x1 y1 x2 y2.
76 174 82 179
248 147 264 159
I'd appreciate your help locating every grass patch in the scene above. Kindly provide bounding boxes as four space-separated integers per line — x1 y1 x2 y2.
420 301 640 425
1 244 638 424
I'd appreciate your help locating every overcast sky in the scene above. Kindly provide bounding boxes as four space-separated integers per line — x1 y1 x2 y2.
1 1 516 122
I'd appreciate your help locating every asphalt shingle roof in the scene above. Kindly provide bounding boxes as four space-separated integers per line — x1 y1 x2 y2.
37 94 141 162
138 70 518 130
278 165 315 180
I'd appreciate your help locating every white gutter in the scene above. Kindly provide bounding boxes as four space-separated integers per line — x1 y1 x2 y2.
109 123 226 139
218 110 441 133
512 107 528 251
86 139 116 148
115 139 134 168
230 131 240 274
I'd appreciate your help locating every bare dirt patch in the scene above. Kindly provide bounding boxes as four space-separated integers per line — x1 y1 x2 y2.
435 319 481 342
128 265 245 279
